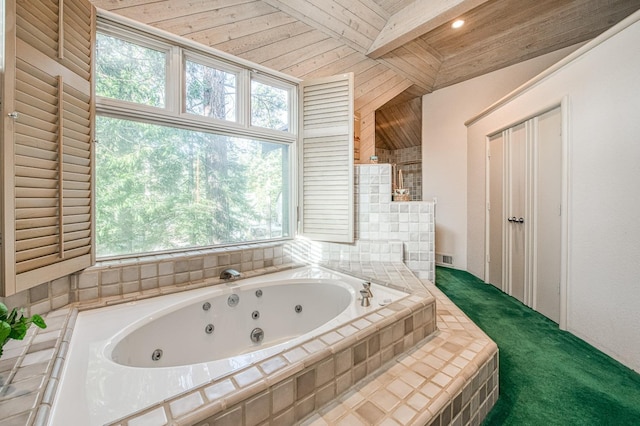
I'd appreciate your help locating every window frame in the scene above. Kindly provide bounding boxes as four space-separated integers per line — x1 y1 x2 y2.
94 14 299 260
95 22 176 114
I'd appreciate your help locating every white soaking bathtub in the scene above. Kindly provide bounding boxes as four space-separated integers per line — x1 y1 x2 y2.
49 266 408 426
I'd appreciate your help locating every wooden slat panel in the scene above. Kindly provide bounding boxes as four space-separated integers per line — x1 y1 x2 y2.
15 208 58 222
15 145 58 163
16 225 58 240
15 165 57 180
3 0 94 293
64 213 91 224
300 73 354 242
15 12 58 47
16 61 58 97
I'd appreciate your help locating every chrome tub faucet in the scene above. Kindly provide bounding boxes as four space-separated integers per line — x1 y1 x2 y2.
362 281 373 298
220 268 241 280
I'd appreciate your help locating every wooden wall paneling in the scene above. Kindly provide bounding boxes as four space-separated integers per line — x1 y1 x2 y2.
300 51 372 79
359 76 413 117
213 19 309 56
91 0 157 11
92 0 258 28
262 34 344 71
356 74 412 161
379 48 436 90
280 45 356 78
375 97 421 150
155 1 276 37
242 30 330 65
190 12 300 49
359 111 376 163
335 0 390 27
354 64 395 98
384 85 425 107
355 71 410 112
263 38 344 72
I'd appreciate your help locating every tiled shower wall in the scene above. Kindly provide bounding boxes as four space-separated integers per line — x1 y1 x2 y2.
308 164 435 280
377 146 423 201
1 165 434 315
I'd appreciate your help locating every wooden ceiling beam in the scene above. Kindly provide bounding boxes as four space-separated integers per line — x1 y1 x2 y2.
366 0 490 59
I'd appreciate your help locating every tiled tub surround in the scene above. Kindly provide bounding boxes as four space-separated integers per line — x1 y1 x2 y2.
0 262 497 426
51 267 411 425
0 307 75 426
0 242 296 317
306 262 499 425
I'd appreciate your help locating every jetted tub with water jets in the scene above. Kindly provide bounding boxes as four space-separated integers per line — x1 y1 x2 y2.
49 266 409 425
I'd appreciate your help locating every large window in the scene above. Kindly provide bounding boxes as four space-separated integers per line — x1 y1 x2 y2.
95 22 295 258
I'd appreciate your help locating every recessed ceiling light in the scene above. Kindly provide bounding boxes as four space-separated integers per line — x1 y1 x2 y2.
452 19 465 29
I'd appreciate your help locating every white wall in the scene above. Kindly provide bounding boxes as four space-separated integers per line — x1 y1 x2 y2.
466 12 640 372
422 45 580 270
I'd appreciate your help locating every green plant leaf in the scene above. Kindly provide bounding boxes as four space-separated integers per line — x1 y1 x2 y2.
7 308 18 323
9 319 28 341
32 315 47 329
0 303 8 321
0 306 48 359
0 321 10 344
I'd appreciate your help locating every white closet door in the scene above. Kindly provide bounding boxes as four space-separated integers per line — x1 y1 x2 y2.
534 107 562 323
488 133 505 290
486 106 564 325
508 123 527 303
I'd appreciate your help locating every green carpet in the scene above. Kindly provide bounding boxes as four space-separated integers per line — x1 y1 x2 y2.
435 267 640 426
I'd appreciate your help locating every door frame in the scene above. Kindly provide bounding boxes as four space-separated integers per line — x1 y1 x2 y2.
484 97 570 330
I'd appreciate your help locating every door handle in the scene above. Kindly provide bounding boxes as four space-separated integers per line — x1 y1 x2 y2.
507 217 525 223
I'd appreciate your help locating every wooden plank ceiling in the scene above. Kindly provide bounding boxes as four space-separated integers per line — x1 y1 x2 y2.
90 0 640 154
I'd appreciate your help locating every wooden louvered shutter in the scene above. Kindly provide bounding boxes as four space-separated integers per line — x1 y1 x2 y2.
299 73 354 243
2 0 95 295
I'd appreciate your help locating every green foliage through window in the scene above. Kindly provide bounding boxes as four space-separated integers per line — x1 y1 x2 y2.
96 118 289 257
95 27 294 258
251 80 290 131
185 60 237 121
96 33 166 107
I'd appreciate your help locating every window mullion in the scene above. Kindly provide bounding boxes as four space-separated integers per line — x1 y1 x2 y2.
239 68 251 128
167 46 182 115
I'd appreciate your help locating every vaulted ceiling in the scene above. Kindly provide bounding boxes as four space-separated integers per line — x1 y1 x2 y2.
91 0 640 155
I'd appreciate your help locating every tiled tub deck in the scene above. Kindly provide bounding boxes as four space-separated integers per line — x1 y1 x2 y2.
0 263 497 425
